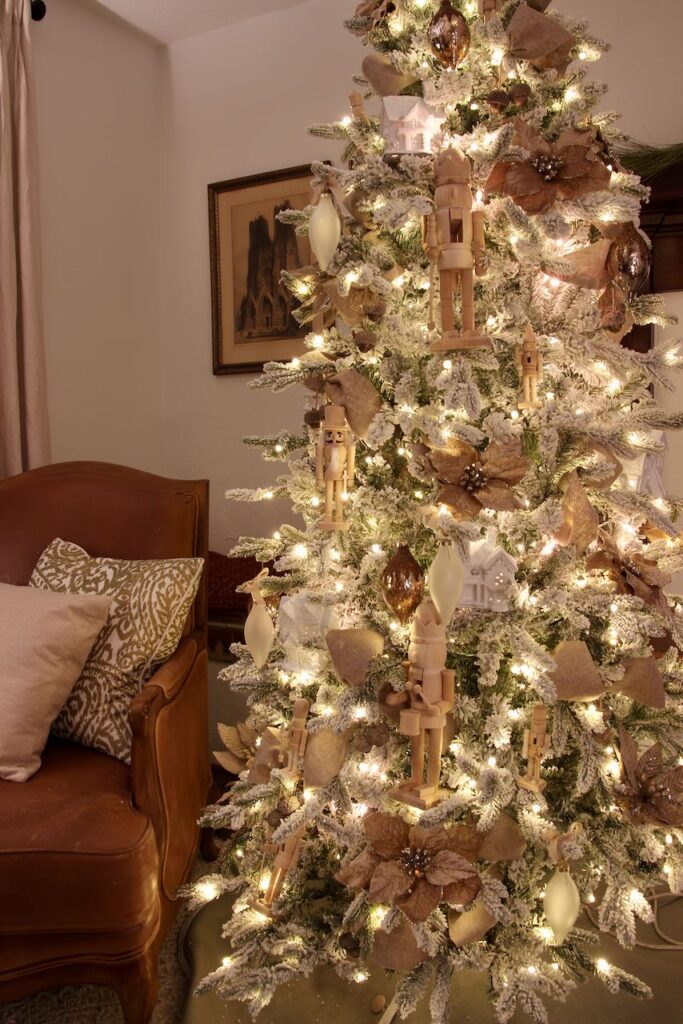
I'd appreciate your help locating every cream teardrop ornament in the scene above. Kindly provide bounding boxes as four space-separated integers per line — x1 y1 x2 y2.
543 869 580 944
309 193 341 272
428 543 465 626
244 603 275 670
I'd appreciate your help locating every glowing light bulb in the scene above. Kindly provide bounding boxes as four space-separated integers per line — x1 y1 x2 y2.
310 496 321 507
311 334 324 349
275 443 284 453
442 359 453 369
487 756 497 768
371 543 383 555
197 881 219 902
293 543 308 559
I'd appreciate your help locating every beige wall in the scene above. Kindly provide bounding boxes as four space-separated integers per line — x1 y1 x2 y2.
158 0 358 551
33 0 164 472
33 0 683 551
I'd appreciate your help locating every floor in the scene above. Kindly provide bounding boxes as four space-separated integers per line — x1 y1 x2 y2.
180 893 683 1023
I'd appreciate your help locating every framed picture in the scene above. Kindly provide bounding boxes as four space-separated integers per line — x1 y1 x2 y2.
208 165 312 374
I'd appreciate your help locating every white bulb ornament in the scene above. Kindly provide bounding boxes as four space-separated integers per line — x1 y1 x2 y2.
243 568 276 670
428 543 465 625
309 193 341 272
543 869 581 944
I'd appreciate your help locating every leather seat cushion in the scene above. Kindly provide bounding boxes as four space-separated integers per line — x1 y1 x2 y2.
0 739 159 935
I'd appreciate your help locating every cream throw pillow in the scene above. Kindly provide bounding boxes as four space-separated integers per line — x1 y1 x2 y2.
0 582 112 782
30 539 204 763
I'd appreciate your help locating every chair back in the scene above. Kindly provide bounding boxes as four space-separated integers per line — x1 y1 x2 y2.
0 462 208 643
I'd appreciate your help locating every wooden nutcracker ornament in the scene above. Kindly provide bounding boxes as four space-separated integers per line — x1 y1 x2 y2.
516 324 543 410
316 404 356 531
252 699 310 915
429 148 491 352
480 0 499 22
349 90 370 125
518 704 551 793
385 598 456 809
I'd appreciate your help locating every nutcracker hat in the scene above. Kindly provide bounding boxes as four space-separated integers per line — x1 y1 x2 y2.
435 147 469 185
323 404 347 428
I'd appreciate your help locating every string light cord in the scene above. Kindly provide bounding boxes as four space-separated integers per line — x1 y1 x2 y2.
584 892 683 951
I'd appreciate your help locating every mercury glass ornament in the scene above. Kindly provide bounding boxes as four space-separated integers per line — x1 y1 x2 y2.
543 868 580 944
381 545 424 622
607 222 650 297
428 1 471 68
309 193 341 272
428 543 465 625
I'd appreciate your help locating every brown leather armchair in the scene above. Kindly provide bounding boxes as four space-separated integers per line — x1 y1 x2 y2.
0 462 211 1024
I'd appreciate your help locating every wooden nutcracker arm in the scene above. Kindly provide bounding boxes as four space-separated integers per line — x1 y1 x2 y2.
315 440 325 484
346 441 356 489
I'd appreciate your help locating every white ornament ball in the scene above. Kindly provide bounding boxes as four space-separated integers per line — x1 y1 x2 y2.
428 543 465 625
309 193 341 272
244 603 275 669
543 869 580 944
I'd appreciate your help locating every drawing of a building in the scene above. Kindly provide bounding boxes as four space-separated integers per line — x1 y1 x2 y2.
236 202 303 338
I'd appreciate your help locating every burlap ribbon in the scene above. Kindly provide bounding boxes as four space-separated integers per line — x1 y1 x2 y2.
324 368 382 440
311 171 353 222
507 4 574 74
554 471 598 555
549 639 665 709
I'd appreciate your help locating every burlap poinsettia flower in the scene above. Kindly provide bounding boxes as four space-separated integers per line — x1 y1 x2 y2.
617 727 683 828
485 120 611 215
336 812 482 923
587 531 671 618
420 439 530 520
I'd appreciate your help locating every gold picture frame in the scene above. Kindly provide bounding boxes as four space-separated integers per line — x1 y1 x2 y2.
208 165 312 374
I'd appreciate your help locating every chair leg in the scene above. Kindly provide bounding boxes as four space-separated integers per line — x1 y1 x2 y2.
115 950 159 1024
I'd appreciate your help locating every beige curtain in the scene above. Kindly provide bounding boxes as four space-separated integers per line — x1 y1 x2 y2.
0 0 50 478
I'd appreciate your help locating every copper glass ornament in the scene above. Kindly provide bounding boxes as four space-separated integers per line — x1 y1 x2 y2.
381 545 424 622
607 222 650 297
428 1 471 68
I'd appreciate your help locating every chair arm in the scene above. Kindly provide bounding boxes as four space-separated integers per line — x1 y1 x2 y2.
129 638 211 901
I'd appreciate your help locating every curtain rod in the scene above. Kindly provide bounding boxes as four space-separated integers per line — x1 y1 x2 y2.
31 1 46 20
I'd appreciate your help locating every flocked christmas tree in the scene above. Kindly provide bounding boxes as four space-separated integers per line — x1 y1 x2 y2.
195 2 683 1021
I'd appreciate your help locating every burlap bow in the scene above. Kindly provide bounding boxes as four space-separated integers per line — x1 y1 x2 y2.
506 3 574 75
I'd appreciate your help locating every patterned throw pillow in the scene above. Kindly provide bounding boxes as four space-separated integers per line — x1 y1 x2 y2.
30 539 204 763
